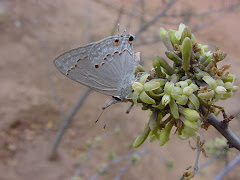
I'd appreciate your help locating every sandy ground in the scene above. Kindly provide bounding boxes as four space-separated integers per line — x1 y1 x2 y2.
0 0 240 180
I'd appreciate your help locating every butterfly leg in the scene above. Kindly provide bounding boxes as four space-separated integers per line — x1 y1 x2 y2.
126 102 134 114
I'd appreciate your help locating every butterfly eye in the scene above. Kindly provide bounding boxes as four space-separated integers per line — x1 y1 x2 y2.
128 36 134 42
114 39 120 45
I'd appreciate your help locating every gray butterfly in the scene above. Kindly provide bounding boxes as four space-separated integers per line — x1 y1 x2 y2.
54 34 140 101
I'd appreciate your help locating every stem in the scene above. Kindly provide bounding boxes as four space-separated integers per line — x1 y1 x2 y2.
206 113 240 151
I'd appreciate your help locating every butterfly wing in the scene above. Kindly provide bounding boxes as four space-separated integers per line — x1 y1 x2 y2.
54 34 139 98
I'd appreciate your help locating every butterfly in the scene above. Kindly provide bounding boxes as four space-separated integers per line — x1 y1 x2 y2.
54 34 140 103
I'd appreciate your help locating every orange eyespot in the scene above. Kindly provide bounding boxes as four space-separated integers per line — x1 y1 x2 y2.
114 39 120 45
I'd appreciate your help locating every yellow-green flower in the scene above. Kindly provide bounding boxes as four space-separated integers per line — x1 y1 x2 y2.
200 76 228 101
132 73 161 105
172 80 199 109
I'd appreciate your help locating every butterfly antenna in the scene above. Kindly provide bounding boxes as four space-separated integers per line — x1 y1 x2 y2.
95 110 104 123
103 108 111 129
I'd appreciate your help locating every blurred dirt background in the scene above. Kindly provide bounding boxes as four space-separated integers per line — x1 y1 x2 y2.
0 0 240 180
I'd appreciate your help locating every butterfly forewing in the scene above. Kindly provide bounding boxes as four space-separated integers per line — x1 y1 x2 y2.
54 34 139 99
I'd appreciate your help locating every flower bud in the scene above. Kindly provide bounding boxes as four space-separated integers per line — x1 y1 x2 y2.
221 92 233 100
179 106 200 122
155 56 174 75
221 73 235 83
232 86 238 92
202 76 217 88
159 27 174 51
198 90 214 99
165 51 182 66
132 82 144 93
181 27 192 42
159 119 174 146
133 123 150 148
183 120 198 130
168 29 179 45
181 37 192 72
224 82 233 89
153 59 164 78
215 86 227 95
137 64 145 72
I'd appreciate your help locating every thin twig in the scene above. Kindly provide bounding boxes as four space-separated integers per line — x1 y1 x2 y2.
199 155 221 170
89 149 147 180
31 17 65 119
72 132 115 179
134 0 178 38
126 0 142 31
114 160 132 180
49 0 93 158
213 153 240 180
206 113 240 151
192 11 227 33
167 2 240 18
193 137 203 172
49 88 92 159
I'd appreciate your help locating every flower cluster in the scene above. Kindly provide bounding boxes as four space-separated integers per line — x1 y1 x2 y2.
132 24 238 148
